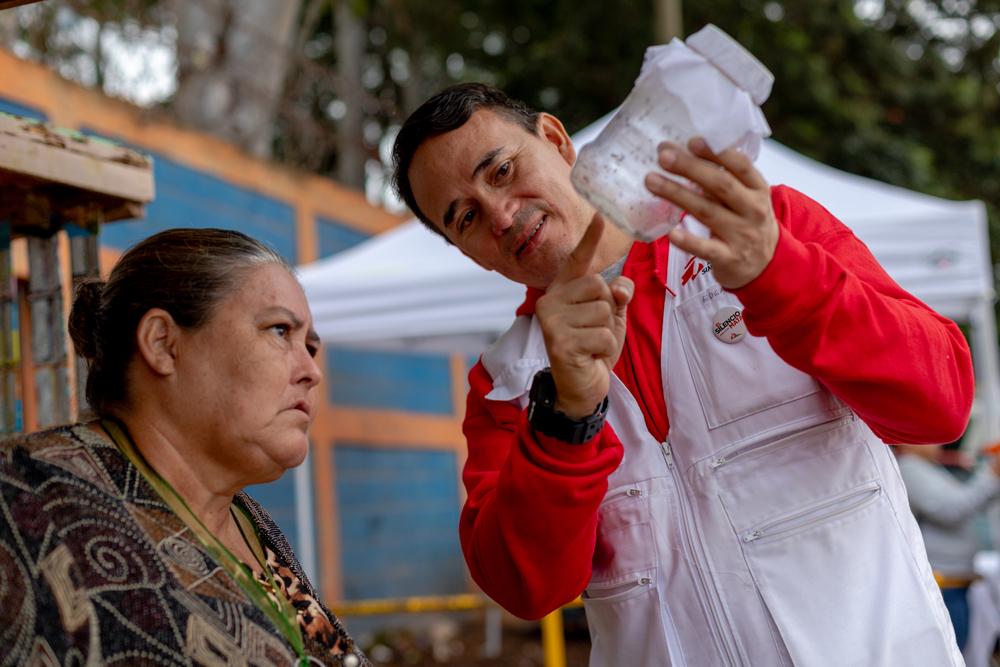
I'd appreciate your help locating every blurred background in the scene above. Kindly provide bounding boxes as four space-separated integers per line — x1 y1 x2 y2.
1 1 999 664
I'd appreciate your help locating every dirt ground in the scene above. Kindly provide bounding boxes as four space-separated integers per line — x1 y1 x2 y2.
361 610 592 666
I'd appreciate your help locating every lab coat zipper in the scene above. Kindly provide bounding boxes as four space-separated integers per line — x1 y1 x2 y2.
660 439 741 666
710 414 855 471
743 481 882 544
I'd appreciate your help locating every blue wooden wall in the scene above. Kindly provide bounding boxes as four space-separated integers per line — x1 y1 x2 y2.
0 98 46 120
325 348 454 415
317 215 369 258
334 445 465 600
313 218 464 600
94 149 298 261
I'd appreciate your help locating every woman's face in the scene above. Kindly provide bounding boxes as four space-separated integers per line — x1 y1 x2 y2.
173 264 322 484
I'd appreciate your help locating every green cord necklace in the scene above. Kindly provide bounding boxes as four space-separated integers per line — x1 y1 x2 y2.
101 419 311 666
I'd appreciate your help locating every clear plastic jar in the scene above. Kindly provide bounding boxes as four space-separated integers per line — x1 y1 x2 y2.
571 24 773 241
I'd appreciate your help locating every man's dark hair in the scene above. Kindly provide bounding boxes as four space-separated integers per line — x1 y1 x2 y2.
392 83 540 238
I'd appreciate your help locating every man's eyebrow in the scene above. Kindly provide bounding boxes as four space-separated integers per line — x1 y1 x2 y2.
472 147 503 179
442 147 504 228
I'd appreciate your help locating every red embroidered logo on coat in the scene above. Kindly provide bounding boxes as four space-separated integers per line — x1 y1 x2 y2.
681 256 711 286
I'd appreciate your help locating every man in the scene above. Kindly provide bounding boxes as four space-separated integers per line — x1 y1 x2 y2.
392 82 974 665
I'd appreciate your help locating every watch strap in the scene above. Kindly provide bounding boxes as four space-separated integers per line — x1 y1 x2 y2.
527 368 609 444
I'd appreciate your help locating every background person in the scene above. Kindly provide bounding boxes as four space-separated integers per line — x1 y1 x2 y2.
391 82 975 666
896 442 1000 651
0 228 366 666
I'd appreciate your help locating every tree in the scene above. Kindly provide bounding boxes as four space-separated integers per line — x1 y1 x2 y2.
5 0 998 258
169 0 302 159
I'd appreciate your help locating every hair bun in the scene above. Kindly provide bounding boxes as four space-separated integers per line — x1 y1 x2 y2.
69 280 105 361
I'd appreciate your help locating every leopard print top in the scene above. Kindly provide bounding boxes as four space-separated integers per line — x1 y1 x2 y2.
253 546 363 666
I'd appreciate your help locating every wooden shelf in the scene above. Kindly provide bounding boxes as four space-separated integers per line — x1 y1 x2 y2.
0 113 154 236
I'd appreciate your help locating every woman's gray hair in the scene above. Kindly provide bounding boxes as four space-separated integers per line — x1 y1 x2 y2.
68 228 293 416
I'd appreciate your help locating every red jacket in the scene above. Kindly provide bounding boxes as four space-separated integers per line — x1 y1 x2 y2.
459 185 974 619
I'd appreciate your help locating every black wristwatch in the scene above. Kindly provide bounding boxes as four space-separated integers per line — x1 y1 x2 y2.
527 368 609 444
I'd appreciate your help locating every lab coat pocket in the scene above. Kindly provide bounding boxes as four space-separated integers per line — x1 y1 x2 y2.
590 482 660 581
726 484 957 666
584 483 673 666
584 570 671 667
675 288 822 429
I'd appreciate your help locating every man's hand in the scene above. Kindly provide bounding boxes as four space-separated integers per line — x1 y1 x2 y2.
644 137 779 289
535 215 634 419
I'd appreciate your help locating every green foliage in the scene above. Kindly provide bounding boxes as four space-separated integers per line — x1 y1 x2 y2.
381 0 1000 273
381 0 655 133
11 0 1000 269
366 1 999 252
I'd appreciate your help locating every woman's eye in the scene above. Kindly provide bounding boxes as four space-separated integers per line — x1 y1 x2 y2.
497 161 511 179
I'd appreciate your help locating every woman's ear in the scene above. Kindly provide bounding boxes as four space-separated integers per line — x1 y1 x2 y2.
537 112 577 165
134 308 180 376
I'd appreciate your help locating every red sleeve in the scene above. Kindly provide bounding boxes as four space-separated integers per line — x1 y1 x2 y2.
731 185 974 444
459 361 624 619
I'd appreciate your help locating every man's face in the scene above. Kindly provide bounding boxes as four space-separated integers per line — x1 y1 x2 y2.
408 109 595 288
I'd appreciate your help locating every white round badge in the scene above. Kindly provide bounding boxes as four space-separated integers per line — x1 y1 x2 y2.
712 306 747 344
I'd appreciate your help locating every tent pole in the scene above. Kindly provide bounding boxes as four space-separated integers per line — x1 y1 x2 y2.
969 199 1000 446
294 448 318 581
972 296 1000 444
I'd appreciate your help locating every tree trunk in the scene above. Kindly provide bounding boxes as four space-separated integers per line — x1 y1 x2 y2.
334 0 366 190
170 0 302 159
0 9 19 49
654 0 683 42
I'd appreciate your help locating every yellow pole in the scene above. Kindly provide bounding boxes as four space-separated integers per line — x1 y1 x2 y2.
541 608 567 667
330 593 488 616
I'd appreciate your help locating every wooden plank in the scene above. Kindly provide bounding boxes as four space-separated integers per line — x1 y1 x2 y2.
0 122 154 202
310 406 463 449
0 113 153 236
0 184 144 235
0 1 44 9
0 114 151 166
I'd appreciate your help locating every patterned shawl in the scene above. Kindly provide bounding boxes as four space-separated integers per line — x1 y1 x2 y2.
0 424 369 666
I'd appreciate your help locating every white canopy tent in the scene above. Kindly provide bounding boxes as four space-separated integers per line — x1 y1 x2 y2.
299 113 999 441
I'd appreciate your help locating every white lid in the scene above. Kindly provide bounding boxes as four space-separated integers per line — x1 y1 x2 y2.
686 24 774 105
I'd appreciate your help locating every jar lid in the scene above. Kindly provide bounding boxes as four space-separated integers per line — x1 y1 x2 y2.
686 24 774 105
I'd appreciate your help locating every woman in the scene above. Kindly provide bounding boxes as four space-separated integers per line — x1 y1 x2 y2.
0 229 367 666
